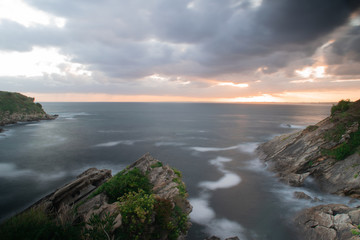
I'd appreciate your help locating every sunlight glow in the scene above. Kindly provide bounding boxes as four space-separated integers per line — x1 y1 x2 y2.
217 82 249 88
295 66 326 79
0 47 91 77
0 0 66 28
219 94 283 103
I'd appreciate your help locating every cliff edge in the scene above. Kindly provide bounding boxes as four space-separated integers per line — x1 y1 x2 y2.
258 99 360 240
0 153 192 240
0 91 56 127
258 99 360 197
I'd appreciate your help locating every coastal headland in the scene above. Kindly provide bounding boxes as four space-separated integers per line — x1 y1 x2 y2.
258 99 360 239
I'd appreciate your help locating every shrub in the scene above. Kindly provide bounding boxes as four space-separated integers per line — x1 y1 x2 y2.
173 177 187 198
84 212 116 240
0 208 81 240
322 129 360 160
117 190 155 239
151 162 163 168
305 125 319 132
331 99 351 116
92 168 152 203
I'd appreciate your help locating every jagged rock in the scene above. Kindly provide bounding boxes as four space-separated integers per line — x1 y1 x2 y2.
293 191 312 200
257 100 360 198
294 204 360 240
24 153 192 239
32 168 111 213
279 172 310 186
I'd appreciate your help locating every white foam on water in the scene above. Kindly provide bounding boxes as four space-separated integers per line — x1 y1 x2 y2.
268 178 360 214
94 140 137 147
206 218 246 240
190 197 216 223
190 143 260 154
280 123 305 129
242 158 268 173
0 163 33 178
199 157 242 191
60 112 92 120
199 173 241 190
25 123 41 127
0 129 13 140
190 145 239 152
154 142 186 147
236 142 259 154
190 193 246 239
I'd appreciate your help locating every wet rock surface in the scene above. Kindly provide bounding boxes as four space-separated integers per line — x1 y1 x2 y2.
294 204 360 240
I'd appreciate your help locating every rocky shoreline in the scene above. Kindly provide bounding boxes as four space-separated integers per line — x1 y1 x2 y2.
257 99 360 240
1 154 192 240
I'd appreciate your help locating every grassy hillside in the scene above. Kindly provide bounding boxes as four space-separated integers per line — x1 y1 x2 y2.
0 91 45 115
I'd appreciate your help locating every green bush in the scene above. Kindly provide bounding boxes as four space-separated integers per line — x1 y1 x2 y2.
84 212 116 240
322 129 360 160
173 177 187 198
0 91 45 115
305 125 319 132
0 208 81 240
151 162 163 168
331 99 352 116
117 190 155 239
92 168 152 203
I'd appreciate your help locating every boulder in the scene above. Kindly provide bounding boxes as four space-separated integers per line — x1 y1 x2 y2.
294 204 360 240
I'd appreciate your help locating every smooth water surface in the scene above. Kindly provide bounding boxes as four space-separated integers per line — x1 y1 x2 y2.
1 103 356 239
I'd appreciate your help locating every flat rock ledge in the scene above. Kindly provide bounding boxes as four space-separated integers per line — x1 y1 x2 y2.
294 204 360 240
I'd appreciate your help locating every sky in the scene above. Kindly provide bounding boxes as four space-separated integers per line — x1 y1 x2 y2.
0 0 360 103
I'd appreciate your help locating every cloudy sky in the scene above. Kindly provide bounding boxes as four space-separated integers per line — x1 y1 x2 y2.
1 0 360 102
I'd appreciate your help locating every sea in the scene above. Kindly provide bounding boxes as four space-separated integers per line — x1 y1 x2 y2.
0 102 358 239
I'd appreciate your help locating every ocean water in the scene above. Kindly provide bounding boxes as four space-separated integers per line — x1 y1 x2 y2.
0 102 357 239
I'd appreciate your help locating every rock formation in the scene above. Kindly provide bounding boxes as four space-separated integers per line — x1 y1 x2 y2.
258 99 360 239
258 99 360 197
0 91 57 126
1 153 192 240
294 204 360 240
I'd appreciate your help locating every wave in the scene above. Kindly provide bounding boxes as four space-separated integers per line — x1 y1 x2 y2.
0 163 68 181
154 142 186 147
59 112 92 120
199 173 241 190
190 192 246 239
190 142 259 154
0 163 33 178
190 145 239 152
94 140 137 147
198 157 241 191
280 123 305 129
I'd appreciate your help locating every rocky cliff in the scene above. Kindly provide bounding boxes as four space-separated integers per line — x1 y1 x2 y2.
0 91 56 127
0 153 192 240
258 99 360 239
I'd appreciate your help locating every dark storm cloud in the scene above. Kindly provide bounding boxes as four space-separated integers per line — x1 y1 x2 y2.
331 26 360 62
3 0 360 82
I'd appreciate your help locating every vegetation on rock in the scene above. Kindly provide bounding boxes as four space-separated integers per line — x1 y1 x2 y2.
0 155 191 240
322 99 360 160
91 168 152 203
0 91 56 126
0 91 45 115
0 208 81 240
